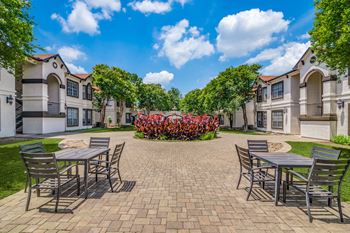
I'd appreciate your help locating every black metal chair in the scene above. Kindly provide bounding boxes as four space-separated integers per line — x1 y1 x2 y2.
286 147 341 186
20 152 80 212
89 137 110 160
283 158 350 222
247 140 268 152
89 142 125 192
20 143 46 192
235 145 275 200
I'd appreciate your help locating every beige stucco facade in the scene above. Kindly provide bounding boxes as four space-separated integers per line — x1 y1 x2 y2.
0 68 16 137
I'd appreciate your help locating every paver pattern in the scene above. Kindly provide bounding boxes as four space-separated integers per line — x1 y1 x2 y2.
1 132 350 233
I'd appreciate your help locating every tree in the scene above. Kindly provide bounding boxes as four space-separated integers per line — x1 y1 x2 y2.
0 0 36 72
310 0 350 72
92 64 137 125
180 89 204 114
220 64 261 131
167 87 182 110
138 84 170 114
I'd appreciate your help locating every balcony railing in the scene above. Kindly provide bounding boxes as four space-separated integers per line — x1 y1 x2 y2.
48 102 60 115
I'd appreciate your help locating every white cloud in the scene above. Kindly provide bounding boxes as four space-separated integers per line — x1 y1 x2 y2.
66 63 87 73
298 33 311 40
52 0 121 35
155 19 215 68
216 9 290 60
129 0 171 14
57 46 87 74
247 41 310 75
129 0 189 14
58 46 86 62
143 71 174 85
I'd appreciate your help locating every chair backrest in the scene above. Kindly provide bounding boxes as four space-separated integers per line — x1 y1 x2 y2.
247 140 268 152
110 142 125 167
20 142 46 153
235 145 253 171
89 137 110 148
308 158 350 188
21 152 59 179
311 146 341 160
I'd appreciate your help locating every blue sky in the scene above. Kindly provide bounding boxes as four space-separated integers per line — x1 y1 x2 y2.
30 0 314 94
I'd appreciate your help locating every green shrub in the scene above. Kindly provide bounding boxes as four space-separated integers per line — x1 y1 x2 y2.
199 131 217 140
331 135 350 145
135 132 145 139
159 135 168 140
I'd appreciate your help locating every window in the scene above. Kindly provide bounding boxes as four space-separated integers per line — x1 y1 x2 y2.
67 79 79 98
271 81 283 100
86 84 92 100
219 115 225 125
67 107 79 127
271 110 283 129
82 84 92 100
125 113 132 124
82 85 86 99
257 86 268 102
257 111 267 128
83 109 92 126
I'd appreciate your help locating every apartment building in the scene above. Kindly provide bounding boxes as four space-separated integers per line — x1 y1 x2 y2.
20 54 93 134
0 68 16 137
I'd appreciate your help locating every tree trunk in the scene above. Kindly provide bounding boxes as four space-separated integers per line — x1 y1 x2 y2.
100 102 107 128
229 113 234 129
118 100 125 126
242 104 248 131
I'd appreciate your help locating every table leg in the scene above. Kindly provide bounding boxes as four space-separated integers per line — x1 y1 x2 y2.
274 167 282 206
84 161 88 199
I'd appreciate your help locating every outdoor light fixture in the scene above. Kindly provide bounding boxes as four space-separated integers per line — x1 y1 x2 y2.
337 99 345 109
6 95 13 105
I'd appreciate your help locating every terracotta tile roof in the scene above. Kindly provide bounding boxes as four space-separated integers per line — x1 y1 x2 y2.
31 54 57 61
72 74 91 80
259 75 276 82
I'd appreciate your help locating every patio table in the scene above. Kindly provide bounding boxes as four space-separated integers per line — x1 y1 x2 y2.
251 152 313 206
55 148 110 198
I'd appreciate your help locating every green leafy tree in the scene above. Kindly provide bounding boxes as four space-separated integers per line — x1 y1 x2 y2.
138 84 170 114
180 89 204 115
310 0 350 72
92 64 137 125
167 87 182 110
0 0 36 72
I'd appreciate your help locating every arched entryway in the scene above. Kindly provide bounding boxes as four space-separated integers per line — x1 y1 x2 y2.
47 74 60 115
306 71 324 116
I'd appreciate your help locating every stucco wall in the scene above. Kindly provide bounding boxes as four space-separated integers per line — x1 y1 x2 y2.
300 121 336 140
0 68 16 137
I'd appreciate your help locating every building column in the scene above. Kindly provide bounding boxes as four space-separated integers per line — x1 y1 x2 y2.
299 85 307 115
322 78 337 115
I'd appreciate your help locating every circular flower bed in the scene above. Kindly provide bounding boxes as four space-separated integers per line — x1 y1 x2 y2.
134 114 219 141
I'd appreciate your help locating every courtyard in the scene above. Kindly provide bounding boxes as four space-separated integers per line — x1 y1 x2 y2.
1 131 350 233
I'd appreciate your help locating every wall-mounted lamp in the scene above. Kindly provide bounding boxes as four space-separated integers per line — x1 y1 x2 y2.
6 95 13 105
337 99 345 109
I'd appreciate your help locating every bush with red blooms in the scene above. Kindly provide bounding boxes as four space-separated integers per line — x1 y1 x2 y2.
134 113 219 140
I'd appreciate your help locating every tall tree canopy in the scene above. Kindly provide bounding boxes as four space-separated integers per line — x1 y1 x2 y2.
180 89 204 115
167 87 182 110
92 64 138 124
138 84 170 113
310 0 350 72
0 0 36 72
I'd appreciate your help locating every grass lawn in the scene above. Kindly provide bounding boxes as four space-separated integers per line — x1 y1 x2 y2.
219 128 266 135
0 138 62 199
287 141 350 202
67 125 135 133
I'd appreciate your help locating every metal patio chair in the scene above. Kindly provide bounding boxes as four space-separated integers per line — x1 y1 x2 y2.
283 158 350 222
89 137 110 159
89 142 125 192
247 140 269 153
235 145 275 200
20 143 46 192
20 152 80 212
286 147 341 187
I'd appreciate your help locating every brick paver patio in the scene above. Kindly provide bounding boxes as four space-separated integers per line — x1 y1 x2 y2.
1 132 350 233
